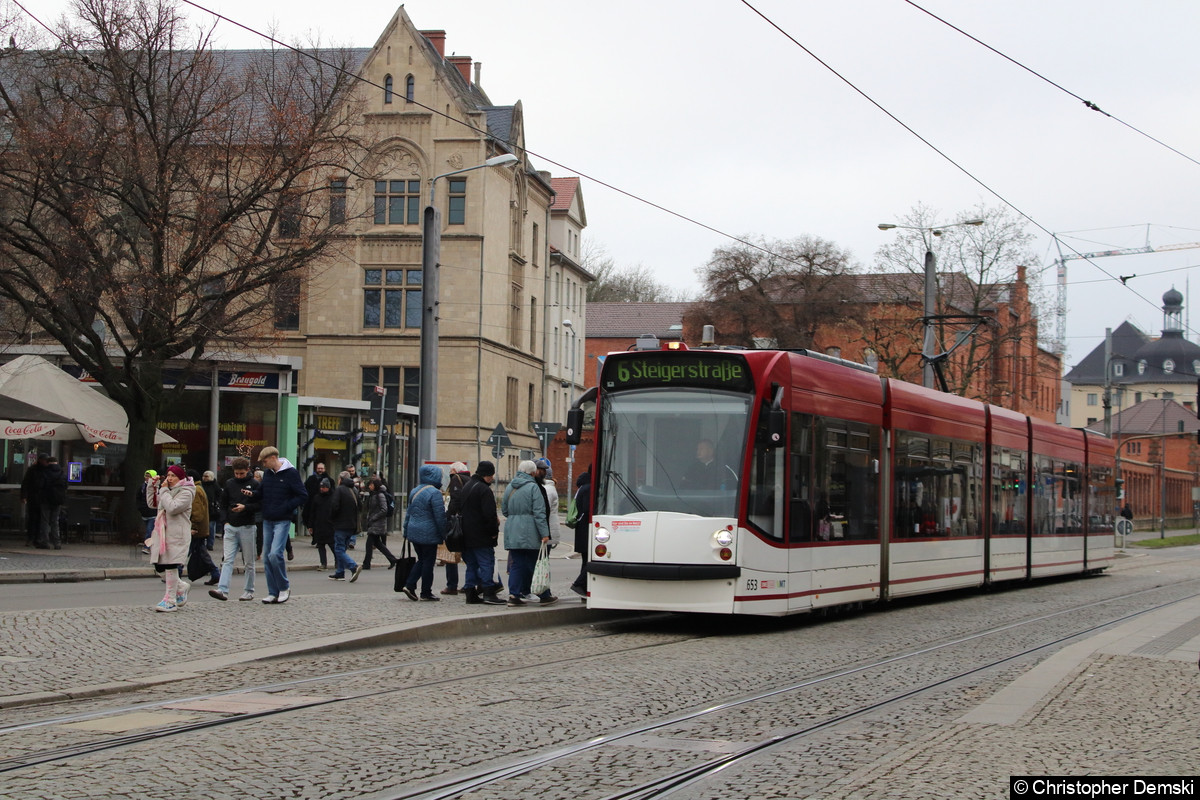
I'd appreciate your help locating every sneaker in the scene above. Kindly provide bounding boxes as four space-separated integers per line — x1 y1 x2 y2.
328 574 345 581
522 594 538 604
349 565 363 583
209 589 228 601
440 587 459 595
140 546 151 555
419 594 440 601
277 589 290 604
204 577 219 586
262 595 277 604
176 581 190 607
539 595 559 606
155 600 177 612
401 586 418 601
481 593 506 606
506 595 527 607
238 592 254 601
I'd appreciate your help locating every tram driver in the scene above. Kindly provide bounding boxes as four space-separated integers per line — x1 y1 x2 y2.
682 439 720 490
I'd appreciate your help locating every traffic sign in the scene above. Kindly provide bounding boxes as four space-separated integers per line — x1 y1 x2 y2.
1115 518 1132 538
532 421 561 452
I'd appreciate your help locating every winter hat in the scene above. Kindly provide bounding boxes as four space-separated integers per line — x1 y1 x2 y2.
475 461 495 477
319 477 332 490
167 465 187 480
144 469 158 478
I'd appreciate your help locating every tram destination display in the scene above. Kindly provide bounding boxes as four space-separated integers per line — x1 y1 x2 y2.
603 352 754 393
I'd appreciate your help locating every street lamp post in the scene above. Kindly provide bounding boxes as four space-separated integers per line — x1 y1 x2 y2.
418 152 520 466
563 319 578 491
878 218 985 388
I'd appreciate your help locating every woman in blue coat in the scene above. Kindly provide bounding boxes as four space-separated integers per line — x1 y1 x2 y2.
401 464 448 601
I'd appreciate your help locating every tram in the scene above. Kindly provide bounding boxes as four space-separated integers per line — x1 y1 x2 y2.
565 342 1116 617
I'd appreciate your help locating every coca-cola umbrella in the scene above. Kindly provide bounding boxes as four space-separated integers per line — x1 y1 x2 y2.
0 355 175 444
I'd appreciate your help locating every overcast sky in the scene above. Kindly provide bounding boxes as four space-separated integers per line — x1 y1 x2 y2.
24 0 1200 364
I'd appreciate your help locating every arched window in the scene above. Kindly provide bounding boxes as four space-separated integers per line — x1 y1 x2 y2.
405 75 414 102
1163 359 1176 374
384 75 393 104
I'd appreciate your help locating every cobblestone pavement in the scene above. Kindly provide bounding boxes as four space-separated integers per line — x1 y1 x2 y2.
2 540 1198 800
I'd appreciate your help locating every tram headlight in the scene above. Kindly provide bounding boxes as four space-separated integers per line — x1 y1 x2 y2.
594 528 611 544
713 530 734 547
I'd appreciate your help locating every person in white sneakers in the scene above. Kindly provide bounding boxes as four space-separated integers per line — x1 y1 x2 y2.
149 465 195 612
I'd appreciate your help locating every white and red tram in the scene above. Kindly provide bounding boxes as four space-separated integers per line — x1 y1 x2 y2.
566 343 1115 617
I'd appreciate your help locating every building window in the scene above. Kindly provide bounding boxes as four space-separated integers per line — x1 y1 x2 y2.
405 74 414 102
374 180 420 225
506 377 518 429
1086 393 1098 407
362 366 420 408
447 178 466 225
528 383 535 431
1138 359 1147 375
529 297 537 354
532 223 539 266
1163 391 1174 400
278 192 301 239
329 179 346 225
363 268 422 329
384 74 393 104
510 285 522 347
273 273 301 330
1163 359 1175 374
1112 362 1124 377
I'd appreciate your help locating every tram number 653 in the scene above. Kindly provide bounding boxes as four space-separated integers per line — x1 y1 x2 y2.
745 579 759 591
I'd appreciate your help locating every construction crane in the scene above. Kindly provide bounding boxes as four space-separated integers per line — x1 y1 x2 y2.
1051 228 1200 355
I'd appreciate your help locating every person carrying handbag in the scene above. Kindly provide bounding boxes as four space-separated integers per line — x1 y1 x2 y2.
501 460 556 607
400 464 448 601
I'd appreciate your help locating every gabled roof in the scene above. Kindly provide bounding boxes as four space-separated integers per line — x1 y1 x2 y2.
1088 398 1200 436
550 178 578 211
587 302 694 339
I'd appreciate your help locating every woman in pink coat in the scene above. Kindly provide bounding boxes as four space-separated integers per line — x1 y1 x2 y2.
149 465 196 612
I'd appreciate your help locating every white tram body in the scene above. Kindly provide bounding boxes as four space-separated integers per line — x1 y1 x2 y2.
576 345 1115 617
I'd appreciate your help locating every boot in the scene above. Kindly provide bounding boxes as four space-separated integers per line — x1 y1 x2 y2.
464 587 483 605
480 590 506 606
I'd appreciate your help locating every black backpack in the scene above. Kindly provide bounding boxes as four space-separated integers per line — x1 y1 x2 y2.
384 489 396 518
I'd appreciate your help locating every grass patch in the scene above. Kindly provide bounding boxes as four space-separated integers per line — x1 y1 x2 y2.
1134 533 1200 548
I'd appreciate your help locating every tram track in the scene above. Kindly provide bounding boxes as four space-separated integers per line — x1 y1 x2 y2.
2 576 1195 784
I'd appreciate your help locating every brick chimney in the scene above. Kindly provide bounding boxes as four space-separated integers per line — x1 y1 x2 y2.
419 30 446 57
447 55 472 85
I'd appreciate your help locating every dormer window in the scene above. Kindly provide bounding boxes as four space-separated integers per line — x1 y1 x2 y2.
1112 362 1124 378
1163 359 1175 374
1138 359 1147 375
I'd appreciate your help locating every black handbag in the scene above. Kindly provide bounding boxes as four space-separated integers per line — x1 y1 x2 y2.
445 514 464 552
392 537 416 592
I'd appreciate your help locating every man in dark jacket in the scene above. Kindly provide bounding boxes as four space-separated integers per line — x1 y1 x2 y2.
328 471 362 582
570 468 592 596
448 461 504 605
38 456 68 549
21 453 47 547
210 457 260 602
303 462 327 545
257 446 308 605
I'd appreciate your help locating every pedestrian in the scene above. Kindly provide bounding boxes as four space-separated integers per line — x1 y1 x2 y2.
304 462 327 546
186 469 221 586
328 470 362 582
201 470 221 551
138 470 158 553
37 455 68 550
437 462 470 594
257 446 308 604
400 464 448 601
528 457 561 603
304 476 335 571
21 452 47 548
363 477 397 570
1120 502 1133 522
448 461 505 605
569 468 591 597
501 460 556 607
149 465 195 612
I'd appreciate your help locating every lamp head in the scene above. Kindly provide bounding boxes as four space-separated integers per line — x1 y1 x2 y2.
877 223 897 231
484 153 519 168
563 319 573 328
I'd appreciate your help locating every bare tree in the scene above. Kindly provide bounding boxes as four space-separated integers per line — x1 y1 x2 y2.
0 0 369 530
584 242 688 303
690 235 860 349
862 203 1041 397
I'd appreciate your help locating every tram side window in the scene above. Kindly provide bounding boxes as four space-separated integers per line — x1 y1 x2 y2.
789 413 815 542
1088 464 1115 533
991 446 1027 536
894 432 982 538
747 401 784 541
1033 456 1082 535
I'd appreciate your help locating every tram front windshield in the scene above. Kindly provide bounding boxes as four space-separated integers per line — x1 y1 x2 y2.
596 388 751 518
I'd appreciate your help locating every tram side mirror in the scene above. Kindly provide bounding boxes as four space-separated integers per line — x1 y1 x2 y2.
565 407 583 446
767 407 786 449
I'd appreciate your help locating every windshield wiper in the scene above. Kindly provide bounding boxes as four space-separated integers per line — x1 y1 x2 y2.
609 470 647 512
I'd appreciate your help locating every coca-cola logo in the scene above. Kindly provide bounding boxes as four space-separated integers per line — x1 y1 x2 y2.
228 373 268 388
84 426 121 442
4 423 49 436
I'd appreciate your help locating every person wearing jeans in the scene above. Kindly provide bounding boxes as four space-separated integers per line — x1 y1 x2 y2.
256 446 308 605
329 471 362 582
449 461 504 605
210 458 260 602
401 464 448 601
